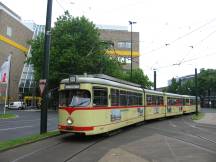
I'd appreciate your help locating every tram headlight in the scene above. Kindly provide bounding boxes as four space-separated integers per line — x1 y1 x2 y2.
66 117 73 125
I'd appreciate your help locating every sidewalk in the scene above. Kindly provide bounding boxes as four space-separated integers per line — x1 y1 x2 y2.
195 108 216 125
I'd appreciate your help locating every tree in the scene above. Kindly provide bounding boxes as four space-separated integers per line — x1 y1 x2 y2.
197 69 216 96
125 69 153 89
166 78 180 94
29 11 152 90
29 12 122 89
165 68 216 96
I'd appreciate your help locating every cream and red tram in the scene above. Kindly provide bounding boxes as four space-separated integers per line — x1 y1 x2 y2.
58 74 199 135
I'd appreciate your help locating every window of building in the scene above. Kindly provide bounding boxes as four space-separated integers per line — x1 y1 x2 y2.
117 41 131 49
6 26 12 37
117 57 131 64
93 87 108 106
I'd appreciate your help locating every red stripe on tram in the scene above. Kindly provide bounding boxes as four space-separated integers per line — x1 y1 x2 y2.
58 125 94 131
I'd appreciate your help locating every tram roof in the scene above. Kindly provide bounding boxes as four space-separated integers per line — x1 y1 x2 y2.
165 92 195 98
61 74 143 91
144 89 164 95
60 74 197 98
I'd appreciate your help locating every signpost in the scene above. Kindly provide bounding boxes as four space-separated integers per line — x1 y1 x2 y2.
195 68 198 115
40 0 53 134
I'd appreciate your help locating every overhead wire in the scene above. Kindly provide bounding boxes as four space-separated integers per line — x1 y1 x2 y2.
143 17 216 55
178 28 216 65
149 22 216 70
55 0 66 11
54 0 216 73
152 50 216 71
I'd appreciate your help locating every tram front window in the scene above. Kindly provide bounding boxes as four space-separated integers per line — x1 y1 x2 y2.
59 90 90 107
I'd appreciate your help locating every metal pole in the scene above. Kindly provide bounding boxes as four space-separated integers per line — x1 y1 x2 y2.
40 0 53 134
195 68 198 115
130 23 133 80
154 70 156 90
129 21 136 80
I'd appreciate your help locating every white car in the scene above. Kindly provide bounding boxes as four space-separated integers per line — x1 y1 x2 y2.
8 101 26 110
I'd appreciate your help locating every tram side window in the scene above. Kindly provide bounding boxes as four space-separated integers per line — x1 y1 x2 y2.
128 92 133 105
175 98 183 105
168 98 175 106
59 91 67 106
168 98 182 106
147 95 153 106
183 99 190 106
93 87 108 106
190 99 196 105
120 90 127 106
111 89 119 106
158 96 164 105
127 92 143 106
147 95 163 106
138 94 143 106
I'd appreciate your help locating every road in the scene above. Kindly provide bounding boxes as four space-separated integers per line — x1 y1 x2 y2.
0 110 58 141
0 114 216 162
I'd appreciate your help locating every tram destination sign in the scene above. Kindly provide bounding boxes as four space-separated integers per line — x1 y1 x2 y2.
65 84 80 89
69 75 77 83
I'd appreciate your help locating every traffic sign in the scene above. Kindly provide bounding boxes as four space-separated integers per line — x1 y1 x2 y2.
39 79 47 96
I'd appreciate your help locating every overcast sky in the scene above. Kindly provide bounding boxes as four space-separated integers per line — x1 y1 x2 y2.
1 0 216 87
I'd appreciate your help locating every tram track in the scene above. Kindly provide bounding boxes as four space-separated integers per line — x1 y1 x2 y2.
10 140 64 162
146 126 216 154
63 136 106 162
62 129 124 162
161 116 216 141
146 118 216 155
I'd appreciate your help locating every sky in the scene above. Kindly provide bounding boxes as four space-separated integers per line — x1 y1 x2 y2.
1 0 216 87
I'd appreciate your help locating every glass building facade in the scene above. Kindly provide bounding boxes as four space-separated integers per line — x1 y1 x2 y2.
18 23 45 96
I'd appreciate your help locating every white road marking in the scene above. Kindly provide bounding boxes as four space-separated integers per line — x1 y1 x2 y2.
0 125 34 131
164 136 178 162
0 117 56 125
169 121 177 127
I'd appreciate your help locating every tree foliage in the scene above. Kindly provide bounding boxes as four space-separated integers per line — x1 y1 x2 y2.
121 69 153 88
29 11 152 89
165 68 216 96
30 12 122 88
197 69 216 96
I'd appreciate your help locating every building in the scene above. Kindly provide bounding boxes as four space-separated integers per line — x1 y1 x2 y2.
18 21 45 98
0 2 140 104
168 74 194 86
18 24 140 103
99 25 139 70
0 2 33 103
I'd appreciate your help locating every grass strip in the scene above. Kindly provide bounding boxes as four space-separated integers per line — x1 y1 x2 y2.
192 112 204 120
0 131 60 152
0 113 16 119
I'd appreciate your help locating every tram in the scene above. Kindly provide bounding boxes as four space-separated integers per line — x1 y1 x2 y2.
58 74 200 135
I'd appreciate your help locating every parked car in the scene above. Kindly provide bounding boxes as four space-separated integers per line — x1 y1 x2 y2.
8 101 26 110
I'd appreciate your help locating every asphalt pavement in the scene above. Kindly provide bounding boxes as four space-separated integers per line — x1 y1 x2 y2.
0 109 58 141
0 109 216 162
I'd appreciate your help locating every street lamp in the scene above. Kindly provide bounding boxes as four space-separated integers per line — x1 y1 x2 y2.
129 21 136 80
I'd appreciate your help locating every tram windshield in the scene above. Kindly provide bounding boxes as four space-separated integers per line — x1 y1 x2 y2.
59 90 91 107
